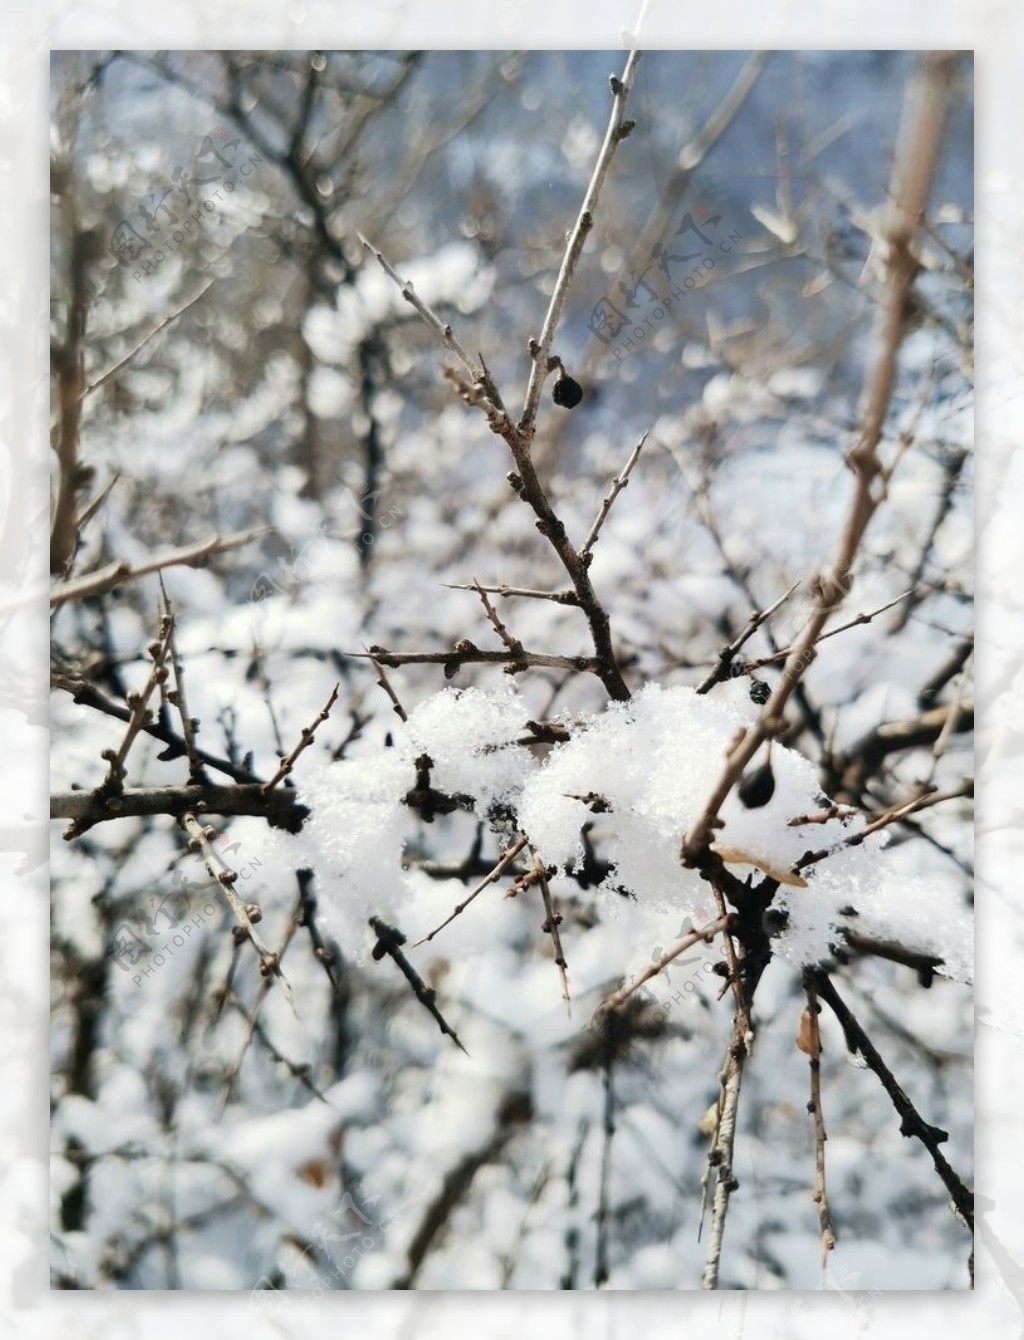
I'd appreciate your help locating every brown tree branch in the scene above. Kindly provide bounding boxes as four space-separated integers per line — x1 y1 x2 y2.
518 50 642 434
52 783 308 838
262 683 339 792
682 52 957 866
181 812 296 1012
809 970 973 1230
800 982 836 1267
49 528 269 609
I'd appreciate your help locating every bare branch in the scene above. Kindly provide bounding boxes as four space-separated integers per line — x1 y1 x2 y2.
809 971 973 1230
519 50 642 434
161 588 208 788
81 280 216 401
580 433 648 560
832 702 973 802
75 471 120 535
800 982 836 1267
797 779 973 869
53 783 307 838
696 580 801 694
532 853 570 1013
357 233 503 412
741 587 918 673
471 578 526 663
610 50 773 315
262 683 339 792
445 582 579 607
412 837 529 947
596 915 729 1015
181 812 296 1013
682 53 957 867
369 915 468 1054
51 674 264 786
368 652 409 723
357 642 604 680
49 528 269 609
96 613 173 795
700 1012 749 1290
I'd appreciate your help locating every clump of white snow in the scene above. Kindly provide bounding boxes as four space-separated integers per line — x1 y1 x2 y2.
281 683 532 944
518 683 838 903
279 681 969 983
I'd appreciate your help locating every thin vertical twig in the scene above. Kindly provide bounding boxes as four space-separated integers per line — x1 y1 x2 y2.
519 49 643 435
161 585 207 788
801 980 836 1267
594 1021 616 1287
532 854 570 1012
701 1014 748 1290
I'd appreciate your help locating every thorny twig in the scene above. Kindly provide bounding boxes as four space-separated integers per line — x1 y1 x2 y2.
216 888 324 1115
519 49 642 434
700 1011 749 1289
472 579 527 663
530 851 570 1012
797 778 973 869
809 970 973 1230
161 587 207 788
262 683 340 792
95 612 173 796
295 868 343 995
53 783 307 839
49 528 269 610
800 980 836 1268
682 52 958 867
445 582 579 606
369 915 468 1054
596 915 729 1016
51 674 267 786
368 652 409 723
412 837 530 946
181 812 296 1013
360 52 643 704
696 580 801 694
357 643 605 680
357 232 503 416
739 587 918 673
580 433 648 561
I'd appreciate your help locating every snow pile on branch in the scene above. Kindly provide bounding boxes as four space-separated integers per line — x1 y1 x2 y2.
289 682 970 983
520 683 834 897
290 683 531 937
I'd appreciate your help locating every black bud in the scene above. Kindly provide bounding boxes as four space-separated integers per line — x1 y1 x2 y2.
738 760 776 809
749 679 770 705
552 374 583 409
